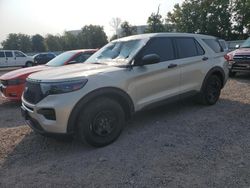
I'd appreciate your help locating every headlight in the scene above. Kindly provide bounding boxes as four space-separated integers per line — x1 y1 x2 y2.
7 79 26 86
40 79 88 96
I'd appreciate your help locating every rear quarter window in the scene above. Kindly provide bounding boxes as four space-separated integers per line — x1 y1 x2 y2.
203 39 222 53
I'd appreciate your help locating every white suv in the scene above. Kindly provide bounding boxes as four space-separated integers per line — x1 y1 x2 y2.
0 50 34 67
21 33 228 147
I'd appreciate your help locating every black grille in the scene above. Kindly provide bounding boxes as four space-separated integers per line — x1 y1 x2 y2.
23 81 44 104
233 55 250 62
0 80 8 86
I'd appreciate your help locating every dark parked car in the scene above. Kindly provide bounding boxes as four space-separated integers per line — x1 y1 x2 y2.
33 53 56 65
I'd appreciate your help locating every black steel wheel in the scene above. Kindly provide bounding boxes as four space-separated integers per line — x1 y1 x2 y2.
199 75 222 105
77 97 124 147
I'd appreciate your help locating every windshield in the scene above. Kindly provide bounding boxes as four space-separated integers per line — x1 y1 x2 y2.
46 51 77 67
241 37 250 48
85 39 147 64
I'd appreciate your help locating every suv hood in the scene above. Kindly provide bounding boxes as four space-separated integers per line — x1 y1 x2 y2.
229 48 250 56
0 65 49 80
28 63 120 82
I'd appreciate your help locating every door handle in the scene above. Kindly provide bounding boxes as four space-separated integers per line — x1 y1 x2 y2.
168 64 177 68
202 56 208 61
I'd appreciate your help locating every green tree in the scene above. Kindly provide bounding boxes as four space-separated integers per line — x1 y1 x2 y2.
232 0 250 38
1 33 32 52
45 34 63 51
166 0 233 40
146 12 165 33
61 31 78 50
120 21 135 37
110 34 118 41
32 34 46 52
1 33 19 50
78 25 108 48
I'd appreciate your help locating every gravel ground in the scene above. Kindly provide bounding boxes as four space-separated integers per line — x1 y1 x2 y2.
0 72 250 187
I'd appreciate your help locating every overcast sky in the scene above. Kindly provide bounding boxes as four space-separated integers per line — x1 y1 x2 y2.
0 0 184 43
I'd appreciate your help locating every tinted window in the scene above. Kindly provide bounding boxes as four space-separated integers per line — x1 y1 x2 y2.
0 52 5 58
47 54 55 58
176 38 200 58
73 53 90 63
5 52 13 57
137 37 175 63
203 39 222 53
195 40 205 55
14 51 26 57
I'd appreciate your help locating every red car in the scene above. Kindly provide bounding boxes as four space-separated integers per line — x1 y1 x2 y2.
224 37 250 77
0 49 97 101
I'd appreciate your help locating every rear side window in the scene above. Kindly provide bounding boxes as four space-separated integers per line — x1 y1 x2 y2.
0 52 5 58
175 38 204 58
137 37 175 62
203 39 222 53
5 51 13 57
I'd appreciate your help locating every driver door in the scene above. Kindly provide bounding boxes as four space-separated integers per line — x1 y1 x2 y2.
128 37 181 110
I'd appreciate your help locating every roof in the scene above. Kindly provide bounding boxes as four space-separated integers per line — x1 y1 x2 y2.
114 32 217 42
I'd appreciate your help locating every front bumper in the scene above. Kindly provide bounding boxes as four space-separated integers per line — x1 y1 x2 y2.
228 60 250 73
21 93 79 134
0 84 23 101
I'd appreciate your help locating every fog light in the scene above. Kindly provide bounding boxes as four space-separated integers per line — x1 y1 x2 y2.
37 108 56 120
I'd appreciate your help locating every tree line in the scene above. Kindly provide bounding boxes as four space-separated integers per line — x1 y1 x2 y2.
1 25 108 53
2 0 250 52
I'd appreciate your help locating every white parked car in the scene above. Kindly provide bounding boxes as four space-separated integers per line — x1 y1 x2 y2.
0 50 34 67
21 33 228 147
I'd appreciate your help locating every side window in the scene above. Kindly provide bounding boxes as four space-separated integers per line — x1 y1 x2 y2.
47 54 55 58
5 51 13 57
136 37 175 63
73 53 87 63
0 52 5 58
14 51 26 57
175 38 201 58
195 40 205 55
203 39 222 53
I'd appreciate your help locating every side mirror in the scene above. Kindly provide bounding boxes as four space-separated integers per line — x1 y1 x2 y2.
140 54 160 66
67 60 77 65
235 44 240 49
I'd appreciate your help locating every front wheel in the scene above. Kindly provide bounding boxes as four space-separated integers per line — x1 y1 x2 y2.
198 75 222 105
77 97 125 147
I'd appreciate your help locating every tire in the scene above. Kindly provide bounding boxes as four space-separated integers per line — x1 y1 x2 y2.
229 71 236 77
77 97 125 147
25 62 33 67
198 75 222 105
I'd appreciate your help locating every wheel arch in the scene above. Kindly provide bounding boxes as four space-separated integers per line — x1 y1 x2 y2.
67 87 135 133
201 66 226 91
25 61 33 67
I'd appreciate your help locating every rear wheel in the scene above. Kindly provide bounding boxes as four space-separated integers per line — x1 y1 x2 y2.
198 75 222 105
77 97 125 147
25 61 33 67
